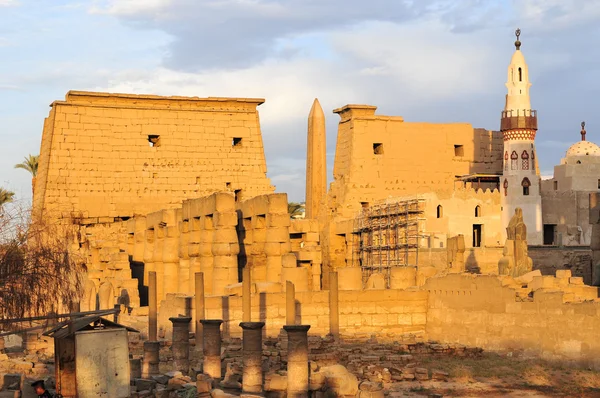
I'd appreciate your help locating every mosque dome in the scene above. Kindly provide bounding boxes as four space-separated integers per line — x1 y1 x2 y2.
566 140 600 157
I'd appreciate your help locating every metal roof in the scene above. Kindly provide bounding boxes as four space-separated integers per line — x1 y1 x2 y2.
43 314 139 339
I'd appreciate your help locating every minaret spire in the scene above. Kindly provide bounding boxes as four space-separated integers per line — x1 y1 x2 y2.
581 121 587 141
500 28 543 245
515 28 521 50
305 98 327 219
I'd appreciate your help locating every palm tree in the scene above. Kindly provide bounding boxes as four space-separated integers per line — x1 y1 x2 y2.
14 154 39 197
0 188 15 207
288 202 304 219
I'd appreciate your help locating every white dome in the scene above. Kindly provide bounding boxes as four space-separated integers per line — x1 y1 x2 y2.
566 141 600 157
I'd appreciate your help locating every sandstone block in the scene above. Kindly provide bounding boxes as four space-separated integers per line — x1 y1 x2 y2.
556 270 572 279
569 277 584 285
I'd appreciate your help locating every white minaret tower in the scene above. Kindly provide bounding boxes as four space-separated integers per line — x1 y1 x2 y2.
500 29 543 245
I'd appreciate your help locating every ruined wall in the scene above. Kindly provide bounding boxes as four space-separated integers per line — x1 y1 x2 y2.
34 91 274 221
79 192 323 311
425 273 600 366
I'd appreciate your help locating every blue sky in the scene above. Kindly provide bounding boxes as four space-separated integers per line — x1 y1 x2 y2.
1 0 599 202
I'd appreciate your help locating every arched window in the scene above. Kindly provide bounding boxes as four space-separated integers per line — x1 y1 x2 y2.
437 205 443 219
503 179 508 197
475 205 481 217
522 177 531 196
504 151 509 171
511 151 518 170
518 67 522 82
531 150 536 173
521 150 529 170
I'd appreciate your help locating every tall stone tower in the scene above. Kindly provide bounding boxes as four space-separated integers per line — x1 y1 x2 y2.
305 98 327 219
500 29 542 245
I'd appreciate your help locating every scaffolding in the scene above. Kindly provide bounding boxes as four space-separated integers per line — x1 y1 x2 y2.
352 198 425 287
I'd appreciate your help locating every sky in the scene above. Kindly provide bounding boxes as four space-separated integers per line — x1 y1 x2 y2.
1 0 600 203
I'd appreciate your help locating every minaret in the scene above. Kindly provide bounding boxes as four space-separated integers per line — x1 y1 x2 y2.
500 29 543 245
305 98 327 219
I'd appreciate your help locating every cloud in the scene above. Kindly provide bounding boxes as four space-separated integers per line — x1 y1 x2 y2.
0 0 18 6
89 0 512 71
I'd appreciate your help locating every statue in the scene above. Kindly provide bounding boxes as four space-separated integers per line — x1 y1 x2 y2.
447 234 465 273
498 208 533 277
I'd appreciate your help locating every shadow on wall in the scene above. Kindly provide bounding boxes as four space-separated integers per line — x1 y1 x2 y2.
466 250 481 274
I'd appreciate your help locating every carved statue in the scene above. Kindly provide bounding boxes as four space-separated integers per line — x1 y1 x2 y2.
499 208 533 277
447 234 465 273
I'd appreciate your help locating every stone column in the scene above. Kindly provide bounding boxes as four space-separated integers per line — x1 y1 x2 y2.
201 319 223 379
329 271 339 338
283 325 311 398
243 267 252 322
170 317 192 375
142 341 160 378
286 281 296 325
240 322 265 394
195 272 205 353
148 271 158 341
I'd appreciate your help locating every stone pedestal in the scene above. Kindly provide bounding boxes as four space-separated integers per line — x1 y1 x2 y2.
142 341 160 378
170 316 192 375
283 325 310 398
240 322 265 394
201 319 223 379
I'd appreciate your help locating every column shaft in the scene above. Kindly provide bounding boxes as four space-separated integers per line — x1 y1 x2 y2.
329 271 339 338
201 319 223 379
195 272 205 353
142 341 160 378
148 271 158 341
284 325 311 398
170 316 192 375
242 267 251 322
286 281 296 325
240 322 265 394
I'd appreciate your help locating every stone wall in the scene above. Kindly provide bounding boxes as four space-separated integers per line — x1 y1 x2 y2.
79 192 323 312
425 273 600 366
150 288 428 341
34 91 274 221
529 246 593 285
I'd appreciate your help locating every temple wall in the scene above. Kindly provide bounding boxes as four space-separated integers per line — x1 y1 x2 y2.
34 91 274 221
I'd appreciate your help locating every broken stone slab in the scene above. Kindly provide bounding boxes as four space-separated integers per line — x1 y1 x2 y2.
135 378 157 392
514 270 542 285
152 375 171 385
210 388 238 398
431 370 449 381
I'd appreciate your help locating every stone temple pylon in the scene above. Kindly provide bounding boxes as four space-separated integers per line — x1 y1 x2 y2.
305 98 327 219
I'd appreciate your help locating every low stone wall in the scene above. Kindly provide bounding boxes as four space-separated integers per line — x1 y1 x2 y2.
120 271 600 368
143 288 428 341
424 273 600 367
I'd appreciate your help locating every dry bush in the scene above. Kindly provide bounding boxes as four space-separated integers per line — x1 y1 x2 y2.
0 201 84 329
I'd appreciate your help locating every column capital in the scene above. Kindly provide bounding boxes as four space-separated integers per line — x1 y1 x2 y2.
201 319 224 326
283 325 311 333
239 321 265 330
169 316 192 324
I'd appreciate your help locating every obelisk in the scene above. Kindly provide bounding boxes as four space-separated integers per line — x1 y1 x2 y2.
305 98 326 219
